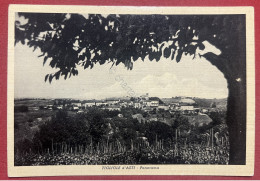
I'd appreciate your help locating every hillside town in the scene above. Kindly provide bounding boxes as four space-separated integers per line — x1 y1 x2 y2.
14 94 228 166
23 93 226 125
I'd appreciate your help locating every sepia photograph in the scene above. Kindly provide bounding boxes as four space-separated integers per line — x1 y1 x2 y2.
7 5 255 176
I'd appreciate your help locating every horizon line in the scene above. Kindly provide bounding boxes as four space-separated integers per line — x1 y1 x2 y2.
14 96 228 100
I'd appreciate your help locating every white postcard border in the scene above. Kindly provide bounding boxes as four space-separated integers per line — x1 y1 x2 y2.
7 5 255 177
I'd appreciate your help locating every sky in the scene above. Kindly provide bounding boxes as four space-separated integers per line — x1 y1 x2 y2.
14 42 228 100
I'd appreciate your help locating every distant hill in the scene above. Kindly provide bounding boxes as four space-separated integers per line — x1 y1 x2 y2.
161 97 195 104
14 99 54 107
193 98 227 108
149 97 164 104
161 97 181 105
180 98 195 104
161 97 227 109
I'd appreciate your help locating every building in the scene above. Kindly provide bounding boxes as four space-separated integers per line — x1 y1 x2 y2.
84 101 96 107
119 101 126 106
72 106 79 111
143 100 152 107
95 100 107 106
56 106 63 110
150 100 159 107
143 106 152 112
158 104 169 110
201 108 209 113
47 105 53 110
103 105 121 111
180 105 194 111
83 100 108 107
106 98 119 105
77 110 84 113
71 102 81 107
148 115 158 122
134 102 141 109
149 97 162 107
118 114 124 118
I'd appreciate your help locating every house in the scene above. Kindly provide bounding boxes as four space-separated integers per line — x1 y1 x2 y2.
194 107 200 113
148 116 158 122
106 98 119 105
158 104 169 110
84 101 96 107
73 106 79 111
149 97 162 107
169 104 178 110
56 106 63 110
103 105 121 111
71 102 81 107
180 105 194 111
150 100 159 107
201 108 209 113
95 100 107 106
77 110 84 113
37 117 43 122
134 102 141 109
119 100 126 106
118 114 124 118
129 101 134 106
47 105 53 110
143 100 152 107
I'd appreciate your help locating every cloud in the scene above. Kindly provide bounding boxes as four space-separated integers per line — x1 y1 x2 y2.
15 43 228 100
131 72 228 99
83 82 126 99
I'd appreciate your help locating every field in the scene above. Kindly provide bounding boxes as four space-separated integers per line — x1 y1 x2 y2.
15 144 229 166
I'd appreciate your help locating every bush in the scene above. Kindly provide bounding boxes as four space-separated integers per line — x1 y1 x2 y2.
14 106 28 112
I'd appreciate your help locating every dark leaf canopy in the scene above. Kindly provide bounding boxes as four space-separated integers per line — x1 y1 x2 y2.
15 13 245 82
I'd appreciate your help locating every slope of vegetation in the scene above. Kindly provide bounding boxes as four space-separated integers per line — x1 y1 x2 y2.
14 108 229 165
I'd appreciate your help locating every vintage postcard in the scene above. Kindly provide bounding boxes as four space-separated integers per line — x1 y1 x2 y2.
7 5 255 177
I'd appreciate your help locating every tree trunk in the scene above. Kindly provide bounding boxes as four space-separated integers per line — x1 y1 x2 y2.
226 77 246 165
204 47 246 165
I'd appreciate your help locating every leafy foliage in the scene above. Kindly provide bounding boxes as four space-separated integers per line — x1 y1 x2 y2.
15 108 227 156
172 114 190 131
15 13 245 83
14 105 29 112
